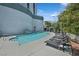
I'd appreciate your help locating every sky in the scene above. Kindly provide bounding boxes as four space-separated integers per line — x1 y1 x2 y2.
37 3 68 22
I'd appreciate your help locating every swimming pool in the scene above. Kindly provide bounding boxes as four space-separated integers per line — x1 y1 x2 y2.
15 32 49 44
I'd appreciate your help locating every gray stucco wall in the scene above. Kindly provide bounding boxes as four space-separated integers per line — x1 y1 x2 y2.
19 3 27 8
20 3 37 15
33 19 44 32
29 3 34 14
0 5 33 35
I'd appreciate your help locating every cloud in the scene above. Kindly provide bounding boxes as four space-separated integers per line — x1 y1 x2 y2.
44 16 58 22
37 9 59 22
51 12 60 17
60 3 68 6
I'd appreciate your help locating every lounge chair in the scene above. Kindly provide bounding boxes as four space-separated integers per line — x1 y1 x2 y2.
45 38 62 49
9 36 16 41
45 34 70 51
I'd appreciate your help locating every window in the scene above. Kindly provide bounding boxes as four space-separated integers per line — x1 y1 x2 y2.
33 3 35 14
27 3 29 8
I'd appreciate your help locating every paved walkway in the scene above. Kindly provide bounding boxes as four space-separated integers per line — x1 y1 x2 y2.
30 45 70 56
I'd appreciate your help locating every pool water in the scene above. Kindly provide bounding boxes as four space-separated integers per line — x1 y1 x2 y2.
15 32 48 44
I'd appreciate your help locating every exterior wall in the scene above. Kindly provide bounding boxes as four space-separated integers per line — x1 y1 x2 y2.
33 19 44 32
20 3 36 14
0 3 44 36
29 3 37 14
0 5 33 35
29 3 34 14
19 3 27 8
34 4 37 15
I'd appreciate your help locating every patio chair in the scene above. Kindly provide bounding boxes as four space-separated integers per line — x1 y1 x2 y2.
45 38 62 49
9 36 17 41
45 34 71 52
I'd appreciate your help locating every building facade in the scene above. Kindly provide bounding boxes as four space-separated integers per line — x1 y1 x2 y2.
0 3 44 36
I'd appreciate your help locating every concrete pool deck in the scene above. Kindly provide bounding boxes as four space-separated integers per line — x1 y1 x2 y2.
0 32 70 56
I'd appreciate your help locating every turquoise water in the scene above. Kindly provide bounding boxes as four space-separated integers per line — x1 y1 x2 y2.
15 32 48 44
